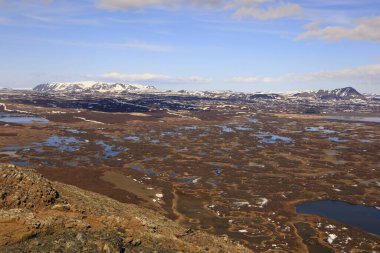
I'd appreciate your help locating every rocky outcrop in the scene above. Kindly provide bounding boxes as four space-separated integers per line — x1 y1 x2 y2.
0 164 60 209
0 165 250 252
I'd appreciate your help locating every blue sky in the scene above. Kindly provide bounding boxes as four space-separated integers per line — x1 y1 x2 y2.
0 0 379 93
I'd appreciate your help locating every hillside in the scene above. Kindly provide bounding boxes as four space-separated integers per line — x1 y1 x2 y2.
0 164 249 253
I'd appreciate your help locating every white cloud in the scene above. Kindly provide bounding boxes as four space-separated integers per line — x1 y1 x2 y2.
233 3 301 20
97 0 302 20
0 0 52 3
97 0 175 9
98 72 212 84
229 64 380 85
96 0 229 10
298 16 380 42
229 76 279 83
42 39 173 52
99 72 171 81
122 41 173 52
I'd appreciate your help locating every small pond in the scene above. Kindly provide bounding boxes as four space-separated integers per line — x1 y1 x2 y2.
254 132 292 144
0 116 49 124
327 116 380 123
305 126 335 134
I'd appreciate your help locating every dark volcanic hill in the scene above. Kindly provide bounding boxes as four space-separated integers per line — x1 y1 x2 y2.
294 87 366 100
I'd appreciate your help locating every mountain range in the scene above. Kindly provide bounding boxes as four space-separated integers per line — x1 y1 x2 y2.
32 82 367 101
33 81 157 93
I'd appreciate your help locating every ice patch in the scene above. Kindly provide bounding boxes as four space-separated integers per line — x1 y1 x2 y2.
327 234 337 244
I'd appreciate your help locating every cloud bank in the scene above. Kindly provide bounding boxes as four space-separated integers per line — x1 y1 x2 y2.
298 16 380 43
98 72 212 84
229 64 380 85
97 0 302 20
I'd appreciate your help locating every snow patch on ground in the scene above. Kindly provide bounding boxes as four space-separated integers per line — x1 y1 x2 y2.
327 234 337 244
256 198 268 208
74 117 105 124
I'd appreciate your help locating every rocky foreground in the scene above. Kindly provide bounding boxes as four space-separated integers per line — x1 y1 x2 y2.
0 164 250 253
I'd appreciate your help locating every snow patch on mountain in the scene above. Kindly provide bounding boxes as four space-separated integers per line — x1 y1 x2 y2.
33 82 157 93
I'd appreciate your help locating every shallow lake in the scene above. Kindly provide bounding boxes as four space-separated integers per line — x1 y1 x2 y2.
0 116 49 123
327 116 380 123
296 200 380 236
254 132 292 144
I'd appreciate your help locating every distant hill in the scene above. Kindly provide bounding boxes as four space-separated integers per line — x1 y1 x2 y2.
33 81 157 93
294 87 366 100
249 93 282 100
32 83 368 101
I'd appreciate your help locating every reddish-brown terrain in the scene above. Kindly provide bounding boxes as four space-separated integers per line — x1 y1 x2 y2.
0 94 379 252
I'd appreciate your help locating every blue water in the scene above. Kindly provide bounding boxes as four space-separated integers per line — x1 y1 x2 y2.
96 141 120 158
125 136 140 141
220 126 234 133
145 137 160 143
0 136 82 153
46 136 82 152
328 137 347 143
0 116 49 123
214 168 223 176
254 132 292 144
180 126 198 130
0 145 32 151
327 116 380 123
297 200 380 236
235 127 252 131
66 128 86 134
168 172 177 178
144 169 159 175
207 180 222 185
305 126 335 134
11 161 30 166
130 165 142 171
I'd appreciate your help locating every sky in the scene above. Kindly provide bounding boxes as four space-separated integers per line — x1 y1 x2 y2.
0 0 379 93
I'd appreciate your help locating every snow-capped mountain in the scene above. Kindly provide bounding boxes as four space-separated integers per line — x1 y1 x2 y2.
293 87 366 100
32 83 367 102
33 81 157 93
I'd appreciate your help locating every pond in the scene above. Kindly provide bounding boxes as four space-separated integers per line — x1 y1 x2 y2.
11 161 30 166
125 136 140 141
0 116 49 124
305 126 335 134
254 132 292 144
327 116 380 123
296 200 380 236
44 135 83 152
220 126 234 133
96 141 121 158
327 137 347 143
